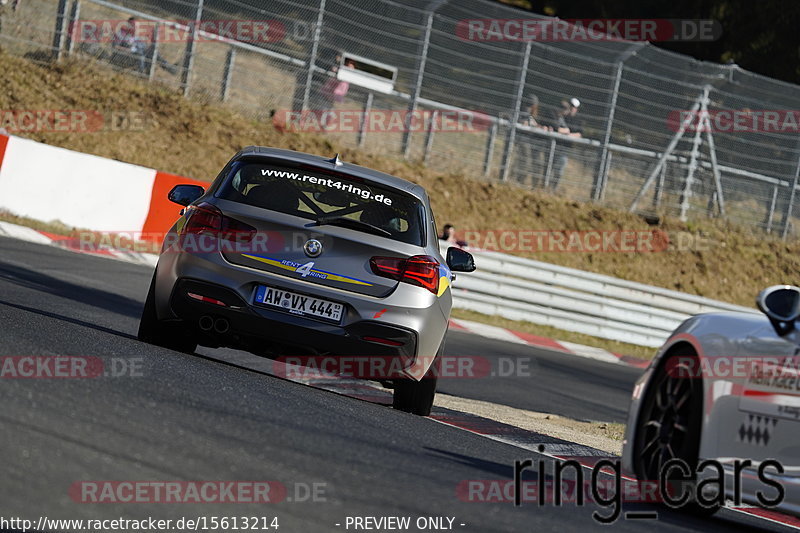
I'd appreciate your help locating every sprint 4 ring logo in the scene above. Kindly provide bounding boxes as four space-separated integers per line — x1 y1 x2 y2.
241 254 373 286
286 260 323 279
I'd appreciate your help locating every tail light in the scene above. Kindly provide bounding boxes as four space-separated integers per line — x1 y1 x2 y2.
370 255 440 294
362 336 404 346
182 202 257 243
187 292 228 307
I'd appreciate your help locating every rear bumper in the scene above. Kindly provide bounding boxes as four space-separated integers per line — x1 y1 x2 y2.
154 246 450 379
171 278 418 361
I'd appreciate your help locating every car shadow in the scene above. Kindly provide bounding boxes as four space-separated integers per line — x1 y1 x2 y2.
0 299 138 342
0 260 144 319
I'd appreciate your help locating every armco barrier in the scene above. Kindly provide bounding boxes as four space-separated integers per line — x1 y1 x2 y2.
0 133 757 348
446 244 759 347
0 134 204 240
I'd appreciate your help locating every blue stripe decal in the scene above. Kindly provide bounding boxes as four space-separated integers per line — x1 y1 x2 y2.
245 254 373 286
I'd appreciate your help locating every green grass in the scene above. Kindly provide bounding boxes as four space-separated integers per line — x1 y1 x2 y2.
0 210 83 236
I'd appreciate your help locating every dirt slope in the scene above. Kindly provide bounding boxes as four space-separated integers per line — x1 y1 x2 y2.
1 49 798 307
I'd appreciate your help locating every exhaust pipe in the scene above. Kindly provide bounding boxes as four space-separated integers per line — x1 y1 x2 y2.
214 318 230 334
199 315 214 332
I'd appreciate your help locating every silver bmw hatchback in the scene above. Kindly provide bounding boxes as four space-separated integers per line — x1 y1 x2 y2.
138 146 476 415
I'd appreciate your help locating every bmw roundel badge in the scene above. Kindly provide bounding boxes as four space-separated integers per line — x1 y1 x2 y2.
304 239 323 258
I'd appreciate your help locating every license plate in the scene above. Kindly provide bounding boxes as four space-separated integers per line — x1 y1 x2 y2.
254 285 344 323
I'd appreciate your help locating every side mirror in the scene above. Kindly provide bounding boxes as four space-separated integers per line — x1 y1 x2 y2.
168 184 205 206
446 247 476 273
756 285 800 336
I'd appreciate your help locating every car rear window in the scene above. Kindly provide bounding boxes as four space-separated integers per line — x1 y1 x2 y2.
216 162 426 246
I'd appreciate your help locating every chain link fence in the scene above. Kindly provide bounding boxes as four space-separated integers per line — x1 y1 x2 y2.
3 0 800 237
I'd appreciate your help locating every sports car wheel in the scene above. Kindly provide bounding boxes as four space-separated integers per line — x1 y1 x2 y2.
138 271 198 354
633 348 719 515
392 342 443 416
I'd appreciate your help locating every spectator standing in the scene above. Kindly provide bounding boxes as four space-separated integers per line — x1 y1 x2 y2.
315 58 355 129
440 224 468 248
291 45 338 115
549 97 583 191
515 94 551 187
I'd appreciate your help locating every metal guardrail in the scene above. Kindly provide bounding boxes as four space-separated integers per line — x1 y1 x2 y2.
444 243 758 348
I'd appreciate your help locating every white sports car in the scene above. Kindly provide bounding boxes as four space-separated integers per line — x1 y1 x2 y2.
622 285 799 516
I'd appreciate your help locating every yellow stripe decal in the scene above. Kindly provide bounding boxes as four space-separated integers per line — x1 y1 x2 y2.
242 254 373 286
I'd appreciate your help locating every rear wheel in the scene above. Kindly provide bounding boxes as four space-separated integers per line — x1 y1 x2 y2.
633 347 719 516
392 342 443 416
137 271 197 354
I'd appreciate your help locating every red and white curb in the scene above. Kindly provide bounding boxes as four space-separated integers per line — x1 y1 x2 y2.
0 220 646 368
0 133 204 246
0 221 158 267
449 317 650 369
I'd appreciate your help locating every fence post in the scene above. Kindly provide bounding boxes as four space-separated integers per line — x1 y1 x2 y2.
302 0 326 112
422 111 438 165
147 22 160 81
543 138 556 188
653 161 666 208
678 85 710 221
766 186 778 233
220 47 236 101
499 40 532 182
357 92 373 148
594 63 623 200
52 0 70 60
594 45 640 200
702 111 726 217
482 121 497 177
401 0 446 159
180 0 204 97
781 150 800 239
65 0 81 56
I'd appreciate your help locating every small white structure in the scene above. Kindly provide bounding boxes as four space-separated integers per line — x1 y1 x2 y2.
336 52 397 94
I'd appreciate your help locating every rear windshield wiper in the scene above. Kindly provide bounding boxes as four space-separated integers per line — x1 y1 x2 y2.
311 215 393 237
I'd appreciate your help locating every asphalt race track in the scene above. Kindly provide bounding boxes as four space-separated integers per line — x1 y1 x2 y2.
439 333 640 424
0 235 794 532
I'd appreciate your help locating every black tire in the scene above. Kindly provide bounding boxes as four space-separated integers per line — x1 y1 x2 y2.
392 343 443 416
137 271 197 354
633 347 720 516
